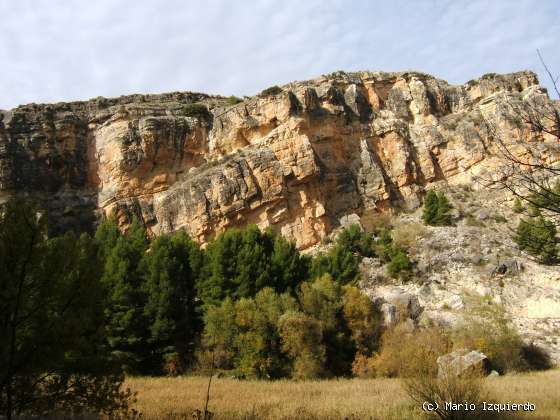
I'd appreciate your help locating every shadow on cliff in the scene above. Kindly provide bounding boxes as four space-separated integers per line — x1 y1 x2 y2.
2 106 101 237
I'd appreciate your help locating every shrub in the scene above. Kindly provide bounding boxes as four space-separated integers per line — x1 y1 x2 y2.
465 214 485 227
514 215 558 264
492 214 507 223
404 369 487 420
360 211 393 234
374 229 394 262
454 296 526 374
521 343 553 371
182 103 211 119
226 96 243 106
278 311 326 379
387 249 413 280
513 197 525 213
526 181 560 215
391 221 429 252
336 224 375 257
365 324 452 378
423 190 453 226
422 190 439 225
342 286 381 355
374 230 413 280
351 353 376 378
260 85 283 97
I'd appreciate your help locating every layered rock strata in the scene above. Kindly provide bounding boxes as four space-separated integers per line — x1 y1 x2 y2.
1 71 558 247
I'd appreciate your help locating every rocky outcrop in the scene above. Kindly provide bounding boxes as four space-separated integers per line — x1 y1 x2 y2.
358 185 560 364
1 71 558 246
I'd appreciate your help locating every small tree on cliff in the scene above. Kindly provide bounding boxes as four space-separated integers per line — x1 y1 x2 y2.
514 214 558 264
423 190 453 226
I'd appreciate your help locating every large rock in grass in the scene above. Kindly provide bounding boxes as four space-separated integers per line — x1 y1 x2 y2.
437 349 490 378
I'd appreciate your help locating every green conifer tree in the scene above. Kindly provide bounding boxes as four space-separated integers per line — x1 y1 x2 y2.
513 197 524 214
422 190 439 225
434 192 453 225
140 231 203 373
98 217 149 372
1 199 130 418
423 190 453 226
514 215 558 264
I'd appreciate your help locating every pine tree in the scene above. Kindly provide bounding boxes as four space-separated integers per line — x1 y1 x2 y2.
140 231 203 373
0 199 130 418
98 217 149 372
199 225 309 305
434 192 453 225
387 248 413 280
422 190 439 225
423 190 453 226
200 226 274 304
270 234 310 293
514 215 558 264
327 244 360 284
513 197 524 214
235 225 274 296
335 224 375 257
373 229 413 280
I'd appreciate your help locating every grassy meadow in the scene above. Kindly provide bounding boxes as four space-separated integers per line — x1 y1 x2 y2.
126 369 560 419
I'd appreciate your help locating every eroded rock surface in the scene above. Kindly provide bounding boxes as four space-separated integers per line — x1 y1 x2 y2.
1 71 559 247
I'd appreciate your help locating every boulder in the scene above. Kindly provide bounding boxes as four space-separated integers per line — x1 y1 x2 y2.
491 259 522 277
339 213 363 230
380 303 397 327
441 295 464 310
372 287 424 326
437 350 489 378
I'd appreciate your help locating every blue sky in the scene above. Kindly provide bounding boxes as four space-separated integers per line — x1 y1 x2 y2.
1 0 559 109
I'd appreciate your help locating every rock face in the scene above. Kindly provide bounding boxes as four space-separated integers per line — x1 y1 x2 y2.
1 71 558 247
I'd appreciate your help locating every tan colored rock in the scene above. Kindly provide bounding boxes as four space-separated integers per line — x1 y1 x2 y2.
1 70 558 247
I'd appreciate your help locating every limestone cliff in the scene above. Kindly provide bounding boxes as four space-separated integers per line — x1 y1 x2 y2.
1 71 558 248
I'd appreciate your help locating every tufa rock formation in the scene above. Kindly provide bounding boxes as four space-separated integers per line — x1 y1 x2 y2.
1 71 558 248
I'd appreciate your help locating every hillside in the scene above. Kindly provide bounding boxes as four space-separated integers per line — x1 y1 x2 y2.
2 70 559 367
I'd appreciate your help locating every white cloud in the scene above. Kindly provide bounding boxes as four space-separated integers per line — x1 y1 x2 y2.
0 0 558 108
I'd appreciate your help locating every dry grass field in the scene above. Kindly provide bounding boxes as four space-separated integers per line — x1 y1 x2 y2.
126 369 560 419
